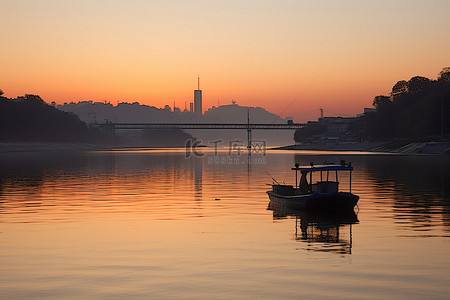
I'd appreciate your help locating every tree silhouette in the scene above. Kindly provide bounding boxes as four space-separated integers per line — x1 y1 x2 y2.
362 69 450 140
372 95 391 110
407 76 430 94
391 80 408 97
439 67 450 82
0 94 93 142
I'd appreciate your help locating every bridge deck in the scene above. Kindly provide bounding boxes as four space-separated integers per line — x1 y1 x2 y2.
97 123 306 130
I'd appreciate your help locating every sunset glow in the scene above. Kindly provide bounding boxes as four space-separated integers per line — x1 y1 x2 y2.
1 0 449 121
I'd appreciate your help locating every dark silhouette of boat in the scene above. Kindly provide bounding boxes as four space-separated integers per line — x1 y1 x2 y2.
267 162 359 211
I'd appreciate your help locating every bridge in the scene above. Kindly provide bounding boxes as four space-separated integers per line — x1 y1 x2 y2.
97 123 306 130
96 122 306 148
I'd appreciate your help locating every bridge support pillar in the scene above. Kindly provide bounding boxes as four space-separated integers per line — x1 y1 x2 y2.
106 122 114 150
247 128 252 149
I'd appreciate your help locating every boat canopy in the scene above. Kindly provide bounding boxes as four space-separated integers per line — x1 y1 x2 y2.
291 164 353 173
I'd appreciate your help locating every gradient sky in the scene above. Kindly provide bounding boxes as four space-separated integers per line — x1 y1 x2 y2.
1 0 449 121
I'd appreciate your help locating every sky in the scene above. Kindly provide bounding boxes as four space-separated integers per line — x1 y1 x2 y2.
1 0 449 122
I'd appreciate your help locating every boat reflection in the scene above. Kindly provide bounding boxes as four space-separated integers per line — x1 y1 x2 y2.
268 202 359 254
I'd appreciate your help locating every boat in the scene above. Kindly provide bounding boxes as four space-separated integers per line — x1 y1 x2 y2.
266 161 359 211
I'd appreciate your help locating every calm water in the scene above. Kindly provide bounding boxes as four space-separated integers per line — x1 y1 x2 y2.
0 149 449 299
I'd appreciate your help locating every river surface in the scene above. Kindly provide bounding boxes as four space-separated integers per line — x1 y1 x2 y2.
0 149 449 299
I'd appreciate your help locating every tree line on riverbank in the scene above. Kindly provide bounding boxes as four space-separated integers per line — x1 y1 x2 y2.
295 67 450 144
0 93 99 143
366 68 450 139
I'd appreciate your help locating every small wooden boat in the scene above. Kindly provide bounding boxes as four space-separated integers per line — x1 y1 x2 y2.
266 162 359 210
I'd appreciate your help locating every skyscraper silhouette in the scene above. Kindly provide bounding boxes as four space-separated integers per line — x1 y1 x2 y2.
194 76 202 116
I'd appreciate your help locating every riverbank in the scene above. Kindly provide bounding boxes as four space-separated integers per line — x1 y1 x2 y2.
0 142 104 153
2 141 449 155
274 141 450 154
0 143 198 153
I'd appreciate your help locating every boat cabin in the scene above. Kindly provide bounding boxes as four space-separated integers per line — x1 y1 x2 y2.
292 162 353 195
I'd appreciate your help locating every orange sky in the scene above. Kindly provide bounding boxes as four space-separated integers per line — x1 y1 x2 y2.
1 0 449 122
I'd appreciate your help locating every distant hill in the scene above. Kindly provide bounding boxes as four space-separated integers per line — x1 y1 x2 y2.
58 102 294 146
58 101 187 124
58 101 196 147
57 102 286 124
203 104 285 123
198 104 293 146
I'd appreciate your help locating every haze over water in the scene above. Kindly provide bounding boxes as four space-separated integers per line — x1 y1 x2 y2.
0 149 449 299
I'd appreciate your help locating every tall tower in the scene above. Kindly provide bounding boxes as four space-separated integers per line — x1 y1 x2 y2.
194 76 202 116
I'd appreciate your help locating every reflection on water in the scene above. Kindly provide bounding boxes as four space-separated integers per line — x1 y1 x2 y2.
0 149 449 299
356 155 450 236
268 202 358 255
194 157 202 199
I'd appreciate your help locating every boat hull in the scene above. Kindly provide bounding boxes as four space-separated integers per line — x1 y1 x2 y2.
267 191 359 211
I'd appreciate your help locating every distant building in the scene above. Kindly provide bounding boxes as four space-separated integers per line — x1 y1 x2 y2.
295 117 357 145
194 89 202 116
189 102 194 113
357 108 376 117
193 76 202 116
319 117 354 135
